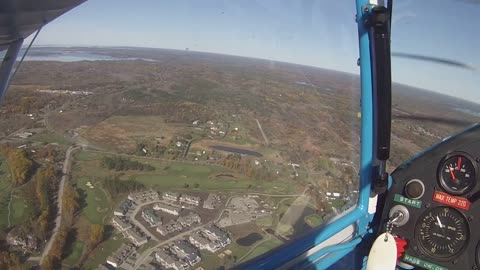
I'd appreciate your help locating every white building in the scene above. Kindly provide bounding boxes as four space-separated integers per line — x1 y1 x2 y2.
153 203 180 216
177 212 201 228
189 232 222 253
179 194 201 206
124 229 148 246
171 241 201 266
112 216 132 232
163 192 179 202
155 249 189 270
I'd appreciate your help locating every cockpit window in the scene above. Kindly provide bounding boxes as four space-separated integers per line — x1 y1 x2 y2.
0 1 361 269
389 0 480 171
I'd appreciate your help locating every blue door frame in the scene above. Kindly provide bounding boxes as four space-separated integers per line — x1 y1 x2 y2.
238 0 377 268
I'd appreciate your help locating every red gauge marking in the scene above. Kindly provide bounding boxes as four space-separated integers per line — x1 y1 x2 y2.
457 156 462 170
449 167 456 180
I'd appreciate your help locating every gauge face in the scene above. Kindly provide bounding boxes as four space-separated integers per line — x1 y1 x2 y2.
439 154 476 195
415 207 469 259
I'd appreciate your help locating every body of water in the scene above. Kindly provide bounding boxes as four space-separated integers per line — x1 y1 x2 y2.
23 51 157 62
236 233 263 246
210 145 263 157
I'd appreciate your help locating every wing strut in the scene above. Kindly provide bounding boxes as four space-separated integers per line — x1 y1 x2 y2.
0 39 23 101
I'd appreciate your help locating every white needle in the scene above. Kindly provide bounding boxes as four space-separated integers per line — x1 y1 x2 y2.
436 216 444 228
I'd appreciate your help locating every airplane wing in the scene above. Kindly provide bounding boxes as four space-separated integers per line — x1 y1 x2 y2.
0 0 86 52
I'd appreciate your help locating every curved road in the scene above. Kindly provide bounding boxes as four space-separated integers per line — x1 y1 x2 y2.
40 146 78 265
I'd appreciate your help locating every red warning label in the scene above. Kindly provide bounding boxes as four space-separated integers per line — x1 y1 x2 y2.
432 191 470 211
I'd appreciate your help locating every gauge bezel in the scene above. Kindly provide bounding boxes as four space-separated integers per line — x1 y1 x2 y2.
414 206 470 261
437 151 477 196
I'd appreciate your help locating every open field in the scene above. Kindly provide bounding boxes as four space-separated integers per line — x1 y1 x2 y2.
305 213 323 228
82 234 128 270
63 241 84 267
76 176 112 224
238 236 284 263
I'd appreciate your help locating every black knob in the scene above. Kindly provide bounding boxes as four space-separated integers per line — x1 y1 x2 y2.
405 179 425 199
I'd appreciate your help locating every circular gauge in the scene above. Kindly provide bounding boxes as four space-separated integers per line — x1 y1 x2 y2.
415 207 469 259
439 153 476 195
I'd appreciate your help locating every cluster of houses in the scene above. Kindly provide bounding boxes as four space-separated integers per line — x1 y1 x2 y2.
155 225 231 270
156 212 201 236
112 216 148 246
6 232 38 253
105 243 137 268
189 225 231 253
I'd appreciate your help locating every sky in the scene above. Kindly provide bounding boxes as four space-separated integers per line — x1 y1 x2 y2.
31 0 480 103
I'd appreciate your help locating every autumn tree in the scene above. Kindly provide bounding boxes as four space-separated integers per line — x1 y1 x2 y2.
62 182 80 224
40 255 55 270
6 149 33 186
49 226 69 260
87 224 105 251
0 252 27 270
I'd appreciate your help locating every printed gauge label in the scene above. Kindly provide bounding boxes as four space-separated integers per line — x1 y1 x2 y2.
432 191 470 211
394 194 422 208
403 254 448 270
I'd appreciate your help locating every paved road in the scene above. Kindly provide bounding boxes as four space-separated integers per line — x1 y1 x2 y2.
255 118 269 145
40 146 78 265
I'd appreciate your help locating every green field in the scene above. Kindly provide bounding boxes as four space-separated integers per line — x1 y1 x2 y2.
256 216 274 227
83 235 128 270
304 213 323 228
63 241 84 267
10 195 34 226
76 176 112 224
72 150 292 193
238 236 284 263
28 131 71 145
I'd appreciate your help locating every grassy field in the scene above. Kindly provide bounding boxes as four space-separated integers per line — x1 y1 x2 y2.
76 176 112 224
28 131 71 145
10 195 34 226
83 234 128 270
63 241 84 267
256 216 273 227
238 236 284 263
72 150 293 194
304 213 323 228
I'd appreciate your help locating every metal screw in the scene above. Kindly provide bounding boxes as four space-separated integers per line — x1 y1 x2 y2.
413 246 418 251
425 203 431 209
363 6 369 13
468 216 473 222
472 265 478 270
452 259 458 265
357 58 360 66
476 157 480 163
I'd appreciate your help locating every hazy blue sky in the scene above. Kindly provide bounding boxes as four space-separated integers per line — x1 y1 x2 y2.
31 0 480 102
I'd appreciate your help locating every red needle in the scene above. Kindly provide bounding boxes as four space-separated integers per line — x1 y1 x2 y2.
449 167 456 180
457 157 462 170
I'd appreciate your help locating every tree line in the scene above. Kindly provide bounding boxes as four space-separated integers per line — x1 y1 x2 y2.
0 146 34 186
102 175 145 196
101 156 155 171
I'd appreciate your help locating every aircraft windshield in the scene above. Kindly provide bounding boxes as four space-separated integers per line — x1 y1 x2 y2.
389 0 480 170
0 1 478 270
0 1 362 269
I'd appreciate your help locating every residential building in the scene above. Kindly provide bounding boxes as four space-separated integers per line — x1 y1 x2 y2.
106 243 136 268
171 240 201 266
156 220 182 236
142 209 162 227
112 216 132 232
114 199 134 216
178 212 201 228
202 225 231 247
188 232 221 253
153 203 180 216
155 249 189 270
179 194 201 206
163 192 179 202
128 189 159 203
124 229 148 246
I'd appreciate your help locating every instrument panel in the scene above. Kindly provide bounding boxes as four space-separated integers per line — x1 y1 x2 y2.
379 124 480 270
